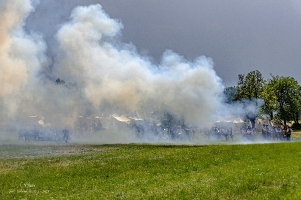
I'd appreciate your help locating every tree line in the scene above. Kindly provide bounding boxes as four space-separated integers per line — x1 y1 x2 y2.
224 70 301 129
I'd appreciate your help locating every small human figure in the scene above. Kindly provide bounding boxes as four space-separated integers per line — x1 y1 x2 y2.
246 126 253 140
282 127 287 141
275 126 282 140
62 129 69 143
262 124 267 140
229 128 234 141
286 126 292 141
221 128 228 141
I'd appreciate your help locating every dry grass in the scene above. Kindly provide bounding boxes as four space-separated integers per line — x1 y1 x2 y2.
292 131 301 140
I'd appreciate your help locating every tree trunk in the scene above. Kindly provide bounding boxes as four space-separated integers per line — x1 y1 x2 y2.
294 113 299 125
279 105 286 126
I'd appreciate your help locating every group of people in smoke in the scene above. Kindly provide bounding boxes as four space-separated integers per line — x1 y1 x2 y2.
240 125 256 141
18 125 70 143
207 127 234 141
209 123 293 142
129 120 192 141
261 124 292 141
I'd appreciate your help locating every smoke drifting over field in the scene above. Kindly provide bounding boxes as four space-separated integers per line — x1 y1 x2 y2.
53 4 225 124
0 0 46 115
0 0 261 143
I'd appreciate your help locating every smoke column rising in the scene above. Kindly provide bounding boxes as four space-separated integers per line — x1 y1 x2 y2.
0 0 46 115
0 1 262 144
54 4 224 126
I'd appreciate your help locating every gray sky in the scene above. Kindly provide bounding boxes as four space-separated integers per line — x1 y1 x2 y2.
26 0 301 86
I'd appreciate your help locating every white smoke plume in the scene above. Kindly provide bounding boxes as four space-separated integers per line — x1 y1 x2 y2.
54 4 224 126
0 0 46 115
0 1 266 144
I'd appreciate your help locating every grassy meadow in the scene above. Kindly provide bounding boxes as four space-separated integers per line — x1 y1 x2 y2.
0 133 301 199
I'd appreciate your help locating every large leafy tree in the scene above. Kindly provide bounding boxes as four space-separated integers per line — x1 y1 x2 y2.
235 70 265 127
271 76 301 125
260 77 278 120
236 70 265 101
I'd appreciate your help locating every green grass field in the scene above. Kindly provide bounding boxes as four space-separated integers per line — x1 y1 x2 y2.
0 138 301 199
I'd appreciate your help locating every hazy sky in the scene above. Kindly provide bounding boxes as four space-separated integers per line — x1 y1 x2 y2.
26 0 301 86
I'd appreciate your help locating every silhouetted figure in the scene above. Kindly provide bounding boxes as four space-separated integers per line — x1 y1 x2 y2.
275 126 282 140
229 128 234 141
287 127 292 141
262 124 267 140
62 129 69 143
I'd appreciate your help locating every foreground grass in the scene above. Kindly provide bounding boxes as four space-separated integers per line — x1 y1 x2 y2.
0 142 301 199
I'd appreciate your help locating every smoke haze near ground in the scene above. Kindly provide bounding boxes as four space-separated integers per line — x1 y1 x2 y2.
0 0 263 144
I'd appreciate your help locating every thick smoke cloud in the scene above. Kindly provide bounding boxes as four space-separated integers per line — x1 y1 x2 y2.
53 4 224 126
0 1 263 143
0 0 46 115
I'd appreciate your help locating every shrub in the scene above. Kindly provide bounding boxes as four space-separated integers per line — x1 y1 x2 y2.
291 123 301 130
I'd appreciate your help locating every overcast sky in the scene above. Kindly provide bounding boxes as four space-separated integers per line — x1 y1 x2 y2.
26 0 301 86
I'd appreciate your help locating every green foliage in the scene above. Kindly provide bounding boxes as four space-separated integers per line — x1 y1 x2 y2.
236 70 265 100
233 70 301 124
292 123 301 130
260 77 278 119
264 76 301 125
234 70 265 127
1 143 301 199
223 86 238 103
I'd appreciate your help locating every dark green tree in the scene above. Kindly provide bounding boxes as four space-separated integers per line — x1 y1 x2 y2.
261 76 301 125
268 76 301 125
259 76 278 120
235 70 265 128
223 86 238 104
235 70 265 100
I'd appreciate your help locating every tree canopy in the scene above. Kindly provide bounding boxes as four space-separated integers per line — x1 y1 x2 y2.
236 70 265 100
229 70 301 127
271 76 301 125
233 70 265 128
